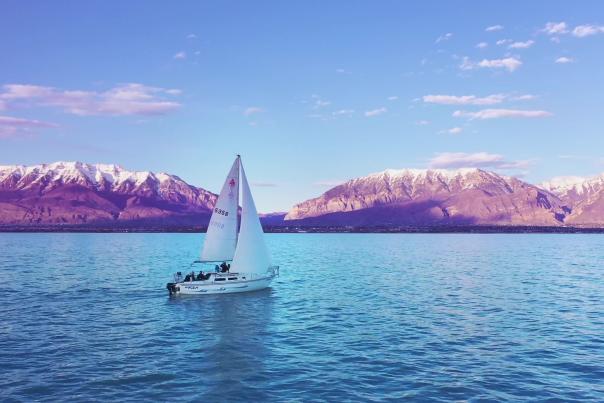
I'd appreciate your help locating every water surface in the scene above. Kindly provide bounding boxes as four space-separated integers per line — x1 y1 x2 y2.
1 233 603 401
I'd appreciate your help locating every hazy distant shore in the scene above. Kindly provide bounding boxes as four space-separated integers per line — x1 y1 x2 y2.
1 225 604 234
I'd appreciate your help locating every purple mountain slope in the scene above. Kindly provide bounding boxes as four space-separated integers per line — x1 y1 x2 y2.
284 168 573 226
0 161 216 226
541 173 604 225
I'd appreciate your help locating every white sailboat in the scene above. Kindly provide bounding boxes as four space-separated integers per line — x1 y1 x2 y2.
166 155 279 295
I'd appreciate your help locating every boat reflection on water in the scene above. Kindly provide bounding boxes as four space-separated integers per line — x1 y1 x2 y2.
166 288 275 400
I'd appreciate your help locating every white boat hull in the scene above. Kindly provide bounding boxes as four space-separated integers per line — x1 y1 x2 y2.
167 268 278 295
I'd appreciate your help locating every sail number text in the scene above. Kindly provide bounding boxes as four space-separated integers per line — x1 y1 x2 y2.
214 208 229 216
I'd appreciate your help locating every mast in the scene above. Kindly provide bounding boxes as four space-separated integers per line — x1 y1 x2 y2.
200 156 240 262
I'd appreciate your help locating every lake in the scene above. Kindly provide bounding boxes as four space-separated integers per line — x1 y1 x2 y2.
1 233 603 401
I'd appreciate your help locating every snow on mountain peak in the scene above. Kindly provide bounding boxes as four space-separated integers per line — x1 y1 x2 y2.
353 167 509 191
374 167 482 180
540 176 587 194
541 173 604 196
0 161 184 189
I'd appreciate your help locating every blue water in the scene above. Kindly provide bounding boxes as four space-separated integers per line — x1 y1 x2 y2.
1 233 603 402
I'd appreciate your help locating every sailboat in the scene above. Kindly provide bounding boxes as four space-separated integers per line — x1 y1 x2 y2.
166 155 279 295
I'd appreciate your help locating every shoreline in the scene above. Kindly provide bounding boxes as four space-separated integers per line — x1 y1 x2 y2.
1 225 604 234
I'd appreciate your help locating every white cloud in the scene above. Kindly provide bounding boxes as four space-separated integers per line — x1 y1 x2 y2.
478 58 522 71
186 34 197 39
486 25 504 32
423 94 505 106
572 24 604 37
435 32 453 44
541 22 568 35
0 115 57 128
173 51 187 60
540 22 604 38
364 107 387 117
0 83 181 116
0 115 57 137
1 84 54 99
446 127 463 134
429 152 530 169
424 93 537 105
538 21 604 39
332 109 354 117
244 106 264 116
453 108 552 120
476 42 488 49
335 68 351 74
387 96 399 101
512 94 537 101
311 95 331 109
508 40 535 49
555 56 574 64
460 57 522 72
416 120 430 126
496 39 512 46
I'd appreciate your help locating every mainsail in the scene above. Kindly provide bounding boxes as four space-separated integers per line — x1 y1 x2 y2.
200 157 240 261
230 160 272 274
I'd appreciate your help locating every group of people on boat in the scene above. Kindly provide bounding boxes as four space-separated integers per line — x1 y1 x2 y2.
181 261 231 282
217 261 230 273
184 271 212 282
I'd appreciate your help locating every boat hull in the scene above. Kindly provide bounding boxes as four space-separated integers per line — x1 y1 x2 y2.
168 274 275 295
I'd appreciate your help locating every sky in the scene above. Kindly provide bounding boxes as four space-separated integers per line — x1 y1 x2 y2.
1 1 604 212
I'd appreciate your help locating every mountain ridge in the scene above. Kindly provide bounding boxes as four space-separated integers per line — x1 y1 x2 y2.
2 161 604 228
0 161 216 226
540 173 604 225
285 168 572 226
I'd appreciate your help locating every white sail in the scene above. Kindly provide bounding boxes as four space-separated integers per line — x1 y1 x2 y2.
230 161 272 275
200 157 240 262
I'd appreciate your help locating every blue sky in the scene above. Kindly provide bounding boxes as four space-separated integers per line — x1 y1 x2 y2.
1 1 604 211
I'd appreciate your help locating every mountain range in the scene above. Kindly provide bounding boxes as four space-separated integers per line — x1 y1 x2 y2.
1 161 604 229
0 162 216 227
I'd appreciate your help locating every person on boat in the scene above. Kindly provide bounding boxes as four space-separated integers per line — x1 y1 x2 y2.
214 264 220 273
220 261 229 273
184 273 192 282
196 271 205 281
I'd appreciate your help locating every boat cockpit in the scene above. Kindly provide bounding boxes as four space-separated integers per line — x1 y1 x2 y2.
172 260 243 283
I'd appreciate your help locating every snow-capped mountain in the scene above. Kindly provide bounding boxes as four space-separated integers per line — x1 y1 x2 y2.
541 173 604 199
541 173 604 225
285 168 570 226
0 161 216 226
2 162 604 228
